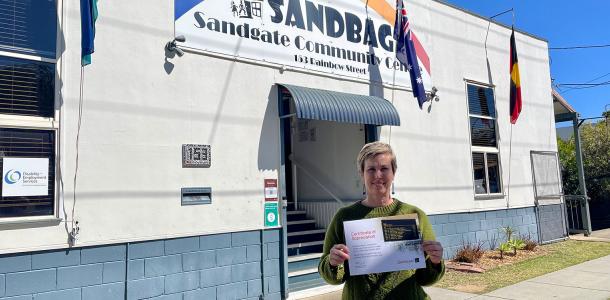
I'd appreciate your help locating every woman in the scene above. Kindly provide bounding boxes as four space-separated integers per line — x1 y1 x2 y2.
318 141 444 299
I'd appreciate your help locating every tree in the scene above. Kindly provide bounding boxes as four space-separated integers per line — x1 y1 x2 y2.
558 120 610 202
557 137 579 195
580 120 610 202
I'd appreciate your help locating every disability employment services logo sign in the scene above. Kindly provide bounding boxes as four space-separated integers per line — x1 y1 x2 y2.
2 158 49 197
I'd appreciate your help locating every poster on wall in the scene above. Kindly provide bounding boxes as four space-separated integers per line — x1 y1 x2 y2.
174 0 433 90
2 158 49 197
265 202 279 227
264 179 278 201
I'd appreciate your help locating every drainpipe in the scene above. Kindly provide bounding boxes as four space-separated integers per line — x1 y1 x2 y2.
573 114 592 235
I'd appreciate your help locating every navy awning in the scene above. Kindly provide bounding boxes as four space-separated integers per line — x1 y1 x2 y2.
278 84 401 126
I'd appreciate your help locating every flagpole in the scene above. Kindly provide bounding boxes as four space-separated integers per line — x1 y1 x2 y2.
506 124 513 208
389 66 397 145
507 9 518 208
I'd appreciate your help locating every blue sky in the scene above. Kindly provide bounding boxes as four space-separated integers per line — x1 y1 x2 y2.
443 0 610 124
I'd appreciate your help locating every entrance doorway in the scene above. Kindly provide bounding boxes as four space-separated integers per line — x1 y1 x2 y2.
276 84 400 293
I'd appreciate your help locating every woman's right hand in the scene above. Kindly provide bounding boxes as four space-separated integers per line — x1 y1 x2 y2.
329 244 350 267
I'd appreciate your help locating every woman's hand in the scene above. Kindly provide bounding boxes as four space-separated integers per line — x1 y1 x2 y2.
422 240 443 265
329 244 350 267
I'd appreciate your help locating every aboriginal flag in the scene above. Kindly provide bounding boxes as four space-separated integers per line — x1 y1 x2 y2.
509 27 522 124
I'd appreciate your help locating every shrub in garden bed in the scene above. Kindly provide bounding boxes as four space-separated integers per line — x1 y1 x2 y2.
520 234 538 251
453 240 486 263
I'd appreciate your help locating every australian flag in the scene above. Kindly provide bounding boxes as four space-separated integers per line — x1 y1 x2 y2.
393 0 426 108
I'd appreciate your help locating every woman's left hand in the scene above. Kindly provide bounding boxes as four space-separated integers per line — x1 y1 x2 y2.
422 240 443 265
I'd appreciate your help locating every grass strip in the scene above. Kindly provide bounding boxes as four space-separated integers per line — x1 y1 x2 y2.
436 240 610 294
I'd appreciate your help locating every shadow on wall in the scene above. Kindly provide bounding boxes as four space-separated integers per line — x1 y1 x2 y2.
163 47 177 74
368 44 383 98
257 87 280 171
54 11 73 244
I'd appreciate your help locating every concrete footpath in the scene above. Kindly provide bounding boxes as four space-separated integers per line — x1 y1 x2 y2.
571 227 610 242
291 250 610 299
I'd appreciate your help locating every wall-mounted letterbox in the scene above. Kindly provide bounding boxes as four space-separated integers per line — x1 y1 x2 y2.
181 187 212 206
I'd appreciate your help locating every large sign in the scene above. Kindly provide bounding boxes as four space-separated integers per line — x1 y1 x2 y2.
175 0 432 90
2 158 49 197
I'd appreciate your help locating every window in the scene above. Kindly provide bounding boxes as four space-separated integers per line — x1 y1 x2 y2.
0 128 55 217
467 83 502 196
0 56 55 118
0 0 57 58
0 0 57 219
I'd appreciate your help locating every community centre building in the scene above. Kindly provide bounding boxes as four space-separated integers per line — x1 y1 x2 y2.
0 0 565 299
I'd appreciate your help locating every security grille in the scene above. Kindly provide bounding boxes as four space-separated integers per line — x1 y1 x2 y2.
0 127 55 218
530 151 562 199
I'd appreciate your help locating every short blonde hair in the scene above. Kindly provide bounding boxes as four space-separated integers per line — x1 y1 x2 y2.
357 141 397 175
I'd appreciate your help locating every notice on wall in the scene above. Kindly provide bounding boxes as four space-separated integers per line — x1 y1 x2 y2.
343 214 425 275
264 202 279 227
264 179 278 201
2 158 49 197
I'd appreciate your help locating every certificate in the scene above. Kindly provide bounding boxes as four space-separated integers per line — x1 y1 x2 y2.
343 214 426 275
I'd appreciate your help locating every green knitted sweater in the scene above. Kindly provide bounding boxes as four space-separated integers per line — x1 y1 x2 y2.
318 199 445 300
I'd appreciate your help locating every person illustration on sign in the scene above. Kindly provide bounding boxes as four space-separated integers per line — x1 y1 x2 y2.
318 142 444 299
231 0 238 16
238 0 246 17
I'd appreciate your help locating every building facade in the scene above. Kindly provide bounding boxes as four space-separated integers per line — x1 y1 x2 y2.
0 0 565 299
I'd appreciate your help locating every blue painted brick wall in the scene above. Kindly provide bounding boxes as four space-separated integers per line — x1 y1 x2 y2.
57 264 103 289
0 255 31 274
430 207 540 259
0 228 283 300
81 283 124 300
32 250 80 270
102 261 126 283
81 245 126 264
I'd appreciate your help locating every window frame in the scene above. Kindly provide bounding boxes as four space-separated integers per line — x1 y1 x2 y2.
465 80 504 199
0 1 60 223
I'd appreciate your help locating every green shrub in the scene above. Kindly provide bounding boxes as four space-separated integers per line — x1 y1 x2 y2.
519 233 538 251
501 225 516 241
509 239 526 255
498 242 512 259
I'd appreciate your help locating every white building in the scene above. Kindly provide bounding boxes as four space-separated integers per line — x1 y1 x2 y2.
0 0 565 299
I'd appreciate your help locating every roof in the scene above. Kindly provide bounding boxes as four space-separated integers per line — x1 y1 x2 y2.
553 89 577 114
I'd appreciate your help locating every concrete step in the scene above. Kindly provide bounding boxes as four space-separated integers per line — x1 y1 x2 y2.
288 230 326 245
287 211 308 222
287 219 317 232
288 268 327 293
288 253 322 273
288 240 324 249
287 241 324 256
288 229 326 237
